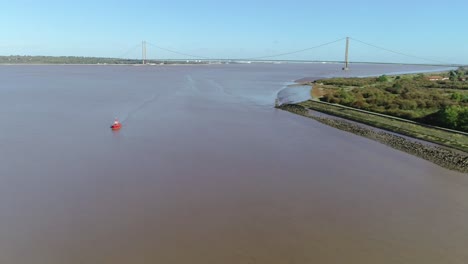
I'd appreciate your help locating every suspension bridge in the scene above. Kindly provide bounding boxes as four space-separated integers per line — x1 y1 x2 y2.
115 37 462 68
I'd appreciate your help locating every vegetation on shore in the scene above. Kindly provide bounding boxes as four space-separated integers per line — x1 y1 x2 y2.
308 67 468 132
0 55 209 65
298 100 468 152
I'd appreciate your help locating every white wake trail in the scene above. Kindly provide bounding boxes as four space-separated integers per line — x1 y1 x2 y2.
120 93 159 123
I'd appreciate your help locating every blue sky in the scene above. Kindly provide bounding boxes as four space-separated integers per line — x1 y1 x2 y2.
1 0 467 64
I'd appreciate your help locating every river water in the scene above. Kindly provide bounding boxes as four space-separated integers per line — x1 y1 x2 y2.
0 63 467 264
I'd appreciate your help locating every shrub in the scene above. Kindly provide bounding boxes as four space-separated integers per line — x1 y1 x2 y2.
377 75 388 82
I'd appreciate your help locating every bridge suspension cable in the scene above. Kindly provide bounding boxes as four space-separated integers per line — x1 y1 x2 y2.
350 37 449 65
146 42 212 59
242 37 347 60
144 38 346 61
116 43 141 59
116 37 454 65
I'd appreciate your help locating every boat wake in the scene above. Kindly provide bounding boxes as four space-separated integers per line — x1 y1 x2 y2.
120 93 159 123
276 84 311 106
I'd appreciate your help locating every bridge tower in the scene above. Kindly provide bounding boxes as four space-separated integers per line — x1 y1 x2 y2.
142 41 147 65
343 37 350 70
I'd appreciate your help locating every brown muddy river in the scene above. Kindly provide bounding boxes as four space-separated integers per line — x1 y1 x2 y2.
0 63 467 264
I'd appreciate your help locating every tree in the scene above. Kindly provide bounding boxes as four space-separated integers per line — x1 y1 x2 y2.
458 108 468 132
456 67 466 78
451 92 463 101
449 71 458 81
436 105 460 129
377 75 388 82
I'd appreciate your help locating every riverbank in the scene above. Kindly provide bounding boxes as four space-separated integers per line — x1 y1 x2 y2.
278 103 468 173
302 100 468 151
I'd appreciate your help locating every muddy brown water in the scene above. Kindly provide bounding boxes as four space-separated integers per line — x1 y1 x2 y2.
0 64 467 264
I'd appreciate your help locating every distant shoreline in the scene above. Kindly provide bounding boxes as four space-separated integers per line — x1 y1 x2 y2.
1 55 466 67
0 63 215 66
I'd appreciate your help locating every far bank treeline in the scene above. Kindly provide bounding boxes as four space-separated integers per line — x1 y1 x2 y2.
0 55 143 64
312 67 468 132
0 56 208 65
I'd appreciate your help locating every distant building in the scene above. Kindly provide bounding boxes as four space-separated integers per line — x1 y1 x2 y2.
427 76 449 81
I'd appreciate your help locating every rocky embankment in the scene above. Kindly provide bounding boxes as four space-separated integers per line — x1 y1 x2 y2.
279 104 468 173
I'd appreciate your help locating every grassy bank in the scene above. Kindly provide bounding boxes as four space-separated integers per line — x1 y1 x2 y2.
299 100 468 152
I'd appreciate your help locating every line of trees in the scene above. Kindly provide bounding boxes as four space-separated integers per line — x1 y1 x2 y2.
0 56 141 64
429 105 468 131
0 56 210 65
